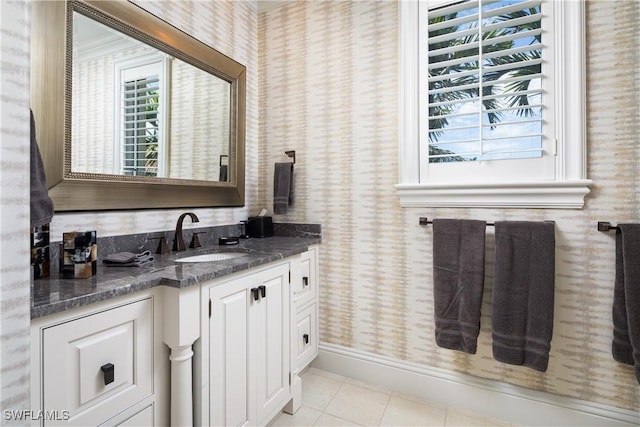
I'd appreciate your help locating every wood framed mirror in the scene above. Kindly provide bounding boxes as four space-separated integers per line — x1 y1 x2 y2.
30 0 246 211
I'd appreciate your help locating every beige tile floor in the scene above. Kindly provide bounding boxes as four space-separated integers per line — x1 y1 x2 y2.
270 367 514 427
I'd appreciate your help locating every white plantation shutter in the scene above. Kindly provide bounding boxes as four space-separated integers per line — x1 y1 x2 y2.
121 75 160 176
113 54 169 178
424 0 546 166
397 0 591 208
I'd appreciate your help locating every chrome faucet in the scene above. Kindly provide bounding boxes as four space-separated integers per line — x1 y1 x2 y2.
173 212 200 252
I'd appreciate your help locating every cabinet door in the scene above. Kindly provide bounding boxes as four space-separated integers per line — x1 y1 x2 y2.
252 263 291 424
209 278 251 427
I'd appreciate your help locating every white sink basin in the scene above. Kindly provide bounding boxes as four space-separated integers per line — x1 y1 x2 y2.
175 252 247 263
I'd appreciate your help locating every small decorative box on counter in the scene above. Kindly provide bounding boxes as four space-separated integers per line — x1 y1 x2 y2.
31 224 50 279
60 231 97 279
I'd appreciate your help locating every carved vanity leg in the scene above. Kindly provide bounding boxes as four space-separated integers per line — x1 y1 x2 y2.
162 286 200 426
168 344 195 426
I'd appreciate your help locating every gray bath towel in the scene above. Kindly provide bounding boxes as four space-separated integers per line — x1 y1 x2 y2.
492 221 555 372
30 109 54 227
612 224 640 384
273 162 294 214
432 219 486 354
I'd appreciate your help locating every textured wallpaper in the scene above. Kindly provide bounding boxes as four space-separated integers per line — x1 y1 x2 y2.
1 0 32 419
258 0 640 412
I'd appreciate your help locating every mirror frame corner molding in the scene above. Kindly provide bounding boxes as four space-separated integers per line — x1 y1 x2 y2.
30 0 246 211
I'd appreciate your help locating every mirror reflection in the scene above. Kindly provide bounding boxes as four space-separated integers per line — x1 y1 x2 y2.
72 11 231 182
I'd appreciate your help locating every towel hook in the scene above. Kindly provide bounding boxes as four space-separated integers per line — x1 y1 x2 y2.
285 150 296 164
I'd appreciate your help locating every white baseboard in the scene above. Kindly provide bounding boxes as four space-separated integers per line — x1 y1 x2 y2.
312 343 639 426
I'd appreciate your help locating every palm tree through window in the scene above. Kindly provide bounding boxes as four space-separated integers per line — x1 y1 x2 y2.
426 0 542 163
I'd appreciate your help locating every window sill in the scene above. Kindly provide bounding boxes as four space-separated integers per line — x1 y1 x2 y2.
395 180 592 209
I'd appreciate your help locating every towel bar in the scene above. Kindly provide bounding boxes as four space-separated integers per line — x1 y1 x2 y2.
597 221 620 232
419 217 495 227
419 217 555 227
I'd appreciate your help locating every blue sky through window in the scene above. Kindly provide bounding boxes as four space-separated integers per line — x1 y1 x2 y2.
427 0 543 162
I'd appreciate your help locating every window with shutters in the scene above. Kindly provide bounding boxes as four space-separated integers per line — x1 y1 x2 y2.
397 0 591 208
113 54 169 177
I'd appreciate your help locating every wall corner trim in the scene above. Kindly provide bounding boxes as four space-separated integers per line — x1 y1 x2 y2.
312 343 639 426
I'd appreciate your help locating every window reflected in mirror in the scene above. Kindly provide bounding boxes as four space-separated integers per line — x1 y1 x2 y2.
71 11 231 182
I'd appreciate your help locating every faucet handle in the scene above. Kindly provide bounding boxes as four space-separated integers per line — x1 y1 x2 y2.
150 236 170 254
239 220 250 239
190 232 205 249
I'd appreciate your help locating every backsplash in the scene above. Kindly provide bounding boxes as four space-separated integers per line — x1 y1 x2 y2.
46 223 321 275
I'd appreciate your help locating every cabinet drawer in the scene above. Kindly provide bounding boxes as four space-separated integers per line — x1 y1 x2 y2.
42 298 153 426
114 404 154 427
294 303 318 371
293 250 317 308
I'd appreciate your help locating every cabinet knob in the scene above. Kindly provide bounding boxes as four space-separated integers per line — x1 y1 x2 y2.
259 285 266 298
251 288 260 301
100 363 115 385
303 334 309 345
302 277 309 287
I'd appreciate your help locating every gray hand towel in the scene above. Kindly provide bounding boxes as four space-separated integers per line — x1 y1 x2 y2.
433 219 486 354
30 109 54 227
612 224 640 384
273 162 294 214
103 250 154 267
492 221 555 372
219 164 228 182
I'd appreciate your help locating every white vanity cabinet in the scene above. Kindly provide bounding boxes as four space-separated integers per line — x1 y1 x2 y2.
206 262 291 426
30 292 169 427
33 244 320 427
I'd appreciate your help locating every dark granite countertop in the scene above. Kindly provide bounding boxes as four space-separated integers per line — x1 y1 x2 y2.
31 235 321 319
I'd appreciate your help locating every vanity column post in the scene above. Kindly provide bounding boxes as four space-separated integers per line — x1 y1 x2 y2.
162 285 200 427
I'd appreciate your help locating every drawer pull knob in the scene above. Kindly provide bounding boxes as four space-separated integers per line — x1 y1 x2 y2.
251 288 260 301
303 334 309 345
259 285 266 298
302 277 309 287
101 363 115 386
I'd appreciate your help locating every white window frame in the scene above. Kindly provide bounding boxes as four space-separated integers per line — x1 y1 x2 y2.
113 53 170 177
396 0 591 209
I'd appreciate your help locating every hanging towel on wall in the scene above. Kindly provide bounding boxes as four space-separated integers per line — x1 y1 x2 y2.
612 224 640 384
492 221 555 372
219 164 228 182
432 219 487 354
273 162 294 214
30 109 54 227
